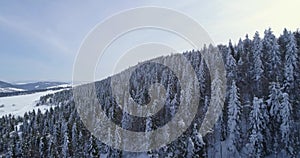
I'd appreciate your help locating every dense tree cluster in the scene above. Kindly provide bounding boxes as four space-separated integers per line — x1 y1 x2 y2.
207 28 300 157
1 28 300 157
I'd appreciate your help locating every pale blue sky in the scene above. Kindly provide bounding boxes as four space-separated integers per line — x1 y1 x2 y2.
0 0 299 82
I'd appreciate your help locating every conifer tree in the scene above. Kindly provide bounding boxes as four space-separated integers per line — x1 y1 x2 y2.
227 80 241 151
248 97 268 157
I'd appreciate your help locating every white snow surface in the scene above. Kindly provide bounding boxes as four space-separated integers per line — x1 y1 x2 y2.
14 82 35 85
0 87 25 93
0 89 64 117
47 84 71 89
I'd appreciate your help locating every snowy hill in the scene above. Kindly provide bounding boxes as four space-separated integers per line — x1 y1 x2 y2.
0 87 25 93
0 81 14 88
1 28 300 157
0 81 69 93
0 81 25 93
0 89 67 117
15 81 68 91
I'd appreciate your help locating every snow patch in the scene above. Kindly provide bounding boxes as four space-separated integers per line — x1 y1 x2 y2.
0 89 65 117
0 87 25 93
47 84 71 89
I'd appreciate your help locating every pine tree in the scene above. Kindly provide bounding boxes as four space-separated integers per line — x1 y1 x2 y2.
186 137 195 158
190 123 205 157
223 43 238 142
47 135 55 158
267 82 283 154
283 31 298 94
227 80 241 151
226 41 237 80
237 37 250 103
251 32 264 96
62 130 70 158
280 93 294 156
248 97 268 157
39 136 48 158
268 82 283 121
278 28 290 53
71 122 78 156
52 123 61 156
88 135 100 158
263 28 282 82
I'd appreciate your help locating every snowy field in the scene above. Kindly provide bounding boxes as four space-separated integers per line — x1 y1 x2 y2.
47 83 71 89
0 87 25 93
0 89 65 117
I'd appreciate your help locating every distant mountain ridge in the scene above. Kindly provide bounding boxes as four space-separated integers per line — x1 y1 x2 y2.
0 81 16 88
0 81 68 93
15 81 68 91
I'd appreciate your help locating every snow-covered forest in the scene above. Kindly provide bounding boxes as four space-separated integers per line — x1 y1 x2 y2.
1 28 300 157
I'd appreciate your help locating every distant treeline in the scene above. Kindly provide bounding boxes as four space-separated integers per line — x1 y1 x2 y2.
0 87 71 98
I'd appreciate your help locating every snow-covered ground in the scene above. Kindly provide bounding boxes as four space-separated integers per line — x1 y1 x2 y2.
0 87 25 93
0 89 65 117
47 83 71 89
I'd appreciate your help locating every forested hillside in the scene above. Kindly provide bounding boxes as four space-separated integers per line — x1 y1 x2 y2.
1 28 300 157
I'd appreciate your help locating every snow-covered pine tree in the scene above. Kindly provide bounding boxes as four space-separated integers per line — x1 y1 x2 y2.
227 80 241 151
78 131 85 156
236 39 243 78
39 136 48 157
248 97 269 157
186 137 195 158
226 40 237 81
71 122 78 157
190 123 205 157
251 32 264 96
223 42 238 142
283 31 298 95
52 123 61 156
267 82 283 155
15 134 22 157
263 28 282 82
278 28 290 53
268 82 283 122
47 134 55 158
62 127 70 157
88 135 100 158
6 137 16 158
237 38 250 103
280 93 294 156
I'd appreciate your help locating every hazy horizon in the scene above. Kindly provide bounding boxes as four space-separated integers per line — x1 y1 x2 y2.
1 0 299 82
